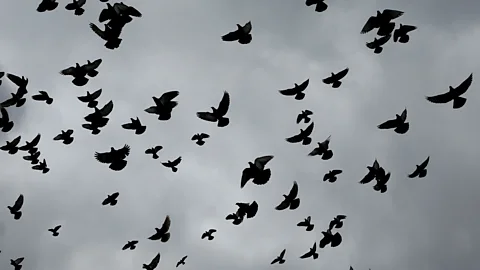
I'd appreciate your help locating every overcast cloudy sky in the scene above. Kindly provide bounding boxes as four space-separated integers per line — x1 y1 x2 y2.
0 0 479 270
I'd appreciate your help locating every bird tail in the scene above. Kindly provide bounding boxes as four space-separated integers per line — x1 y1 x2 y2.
419 169 427 178
208 235 213 240
74 8 85 16
172 167 178 173
394 122 409 134
9 148 19 155
322 150 333 160
152 153 159 159
72 76 89 87
302 137 312 145
380 185 388 193
315 2 328 12
290 198 300 210
110 160 127 171
197 140 205 146
307 224 314 231
135 126 147 135
87 101 98 108
105 38 122 50
313 253 319 259
87 69 99 77
295 92 305 100
158 111 172 121
453 97 467 109
46 98 53 105
399 35 409 43
374 47 383 54
217 117 229 127
14 211 22 220
332 81 341 88
2 121 14 132
279 259 285 264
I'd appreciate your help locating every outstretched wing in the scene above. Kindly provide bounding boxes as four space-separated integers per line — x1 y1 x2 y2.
222 30 240 41
95 151 113 164
89 23 106 39
60 66 76 76
216 91 230 116
377 119 397 129
254 155 274 169
117 144 131 159
361 16 377 34
452 73 473 96
7 74 26 87
288 181 299 198
197 112 217 122
159 91 179 105
99 100 114 116
335 68 349 80
13 194 24 210
159 215 171 233
425 91 454 104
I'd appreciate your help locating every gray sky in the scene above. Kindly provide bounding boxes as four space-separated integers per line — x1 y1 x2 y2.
0 0 479 270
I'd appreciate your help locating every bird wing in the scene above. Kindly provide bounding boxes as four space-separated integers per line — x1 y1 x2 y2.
191 134 199 140
304 109 313 115
419 156 430 169
99 100 114 116
383 9 404 20
1 107 10 121
270 257 280 264
159 215 171 233
425 91 454 104
296 113 303 124
400 108 407 121
30 134 41 146
91 89 102 99
159 91 180 105
403 25 417 32
452 73 473 96
122 123 135 130
77 0 86 6
118 144 131 159
288 181 299 198
60 66 76 76
299 251 311 259
275 199 289 210
377 34 392 45
240 168 253 188
365 39 377 49
279 86 298 96
6 74 26 87
31 93 44 101
286 133 303 143
297 79 310 91
11 136 21 145
377 119 397 129
216 91 230 116
89 23 106 39
408 168 419 178
360 16 377 34
335 68 349 80
197 112 217 122
13 194 24 210
170 156 182 166
99 7 111 22
77 94 90 102
154 145 163 152
242 21 252 33
322 74 335 84
221 30 240 41
0 97 16 108
332 169 342 175
279 249 286 258
303 122 314 136
84 59 103 71
95 151 113 163
297 220 308 226
254 155 274 169
200 133 210 139
150 253 161 268
393 28 401 42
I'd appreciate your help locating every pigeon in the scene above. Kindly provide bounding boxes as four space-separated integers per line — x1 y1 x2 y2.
60 63 89 86
377 108 409 134
89 23 123 50
0 107 14 132
23 150 41 165
10 257 24 270
148 215 171 242
162 156 182 172
225 212 244 225
31 91 53 104
77 89 102 108
319 229 342 248
18 133 41 154
197 91 230 127
145 146 163 159
360 159 382 184
323 170 342 183
305 0 328 12
373 170 391 193
297 110 313 124
82 59 103 77
408 156 430 178
0 135 21 154
32 159 50 173
7 194 24 220
145 91 179 121
122 117 146 135
426 73 473 109
240 155 274 188
83 100 114 134
143 253 161 270
286 122 314 145
201 229 217 240
94 144 131 171
270 249 286 264
0 91 27 108
48 225 61 237
112 2 142 21
65 0 86 15
99 3 119 23
329 215 347 230
102 192 119 206
53 129 74 145
176 256 187 267
6 73 29 95
393 24 417 43
236 201 258 219
300 242 319 260
275 181 300 210
297 216 314 231
37 0 58 12
278 79 310 100
308 135 333 159
323 68 349 88
360 9 404 35
366 34 392 54
222 21 252 44
191 133 210 146
122 240 138 250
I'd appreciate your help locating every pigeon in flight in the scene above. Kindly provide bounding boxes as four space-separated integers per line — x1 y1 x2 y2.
94 144 131 171
373 170 391 193
278 79 310 100
48 225 61 237
191 133 210 146
143 253 161 270
77 89 102 108
270 249 286 264
408 156 430 178
122 117 146 135
8 194 24 220
145 146 163 159
83 100 114 134
6 73 29 96
0 108 14 132
319 229 342 248
89 23 123 50
122 240 138 250
0 71 4 85
300 242 319 260
360 159 382 184
426 73 473 109
53 130 74 145
201 229 217 240
162 156 182 172
393 24 417 43
31 91 53 104
297 110 313 124
148 215 171 242
297 216 314 231
145 91 179 121
323 170 342 183
308 135 333 159
18 134 41 154
226 200 259 225
0 90 27 108
0 135 21 154
286 122 314 145
102 192 119 206
360 9 404 35
60 59 102 86
222 21 252 44
275 181 300 210
366 34 391 54
37 0 58 12
65 0 86 15
323 68 349 88
197 91 230 127
377 108 409 134
241 155 274 188
329 215 347 230
23 150 41 165
176 256 188 268
111 2 142 22
32 159 50 173
305 0 328 12
10 257 24 270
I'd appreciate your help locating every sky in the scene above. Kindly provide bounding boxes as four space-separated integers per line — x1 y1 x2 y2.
0 0 479 270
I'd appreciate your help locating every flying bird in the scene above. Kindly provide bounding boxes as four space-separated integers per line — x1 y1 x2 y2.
77 89 102 108
37 0 58 12
176 256 188 268
222 21 252 44
196 91 230 127
297 110 313 124
122 240 138 250
0 90 27 108
145 91 179 121
6 73 29 95
377 108 409 134
319 229 342 248
426 73 473 109
32 159 50 173
145 146 163 159
83 100 114 134
226 201 258 225
241 155 274 188
53 129 74 145
329 215 347 230
0 108 14 132
408 156 430 178
65 0 86 16
60 63 89 86
360 159 381 184
360 9 404 35
270 249 286 264
48 225 61 237
308 135 333 159
102 192 119 206
300 242 319 259
122 117 147 135
191 133 210 146
305 0 328 12
18 133 41 154
373 170 391 193
82 59 103 77
31 91 53 104
94 144 131 171
275 181 300 210
143 253 160 270
323 68 349 88
148 215 171 242
366 34 392 54
89 23 123 50
201 229 217 240
286 122 314 145
162 156 182 172
7 194 24 220
0 135 21 154
297 216 314 231
278 79 310 100
393 24 417 43
323 169 342 183
23 150 41 165
10 257 24 270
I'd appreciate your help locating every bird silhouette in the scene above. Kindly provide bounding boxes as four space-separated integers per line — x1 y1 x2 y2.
329 215 347 230
60 63 89 86
0 90 27 108
112 2 142 21
308 135 333 159
148 215 171 242
162 156 182 172
94 144 130 171
366 34 392 54
226 201 258 225
83 59 103 77
297 110 313 124
37 0 58 12
286 122 314 145
6 73 28 95
77 89 102 108
122 240 138 250
83 100 114 134
7 194 24 220
23 150 41 165
176 256 187 267
102 192 119 206
201 229 217 240
143 253 161 270
65 0 85 15
191 133 210 146
31 91 53 104
225 212 244 225
373 170 391 193
89 23 123 50
360 9 404 35
53 129 74 145
145 91 179 121
275 181 300 210
278 79 310 100
122 117 146 135
323 68 349 88
270 249 286 264
305 0 328 12
222 21 252 44
319 229 342 248
0 107 14 132
408 156 430 178
32 159 50 173
197 91 230 127
0 71 3 85
145 146 163 159
393 24 417 43
10 257 24 270
0 135 22 154
297 216 314 231
48 225 61 237
18 133 41 154
360 159 382 184
426 73 473 109
241 155 274 188
377 108 409 134
323 169 342 183
300 242 319 259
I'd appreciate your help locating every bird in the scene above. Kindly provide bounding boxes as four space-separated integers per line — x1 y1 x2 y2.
10 257 24 270
196 91 230 127
373 170 391 193
0 135 22 154
77 89 102 108
297 110 313 124
6 73 29 95
278 79 310 100
48 225 61 237
201 229 217 240
0 71 4 85
305 0 328 12
240 155 274 188
112 2 142 21
7 194 24 220
426 73 473 109
222 21 252 44
82 59 103 77
308 135 333 159
83 100 114 134
319 229 342 248
145 146 163 159
236 201 259 219
143 253 161 270
31 91 53 104
0 107 14 132
148 215 171 242
366 34 392 54
32 159 50 173
270 249 286 264
89 23 123 50
377 108 409 134
275 181 300 210
102 192 119 206
360 159 382 184
360 9 404 35
59 63 89 86
393 24 417 43
286 122 314 145
297 216 314 231
65 0 86 16
300 242 319 260
191 133 210 146
323 170 342 183
94 144 131 171
23 150 41 165
37 0 58 12
225 212 244 225
176 256 187 267
18 133 41 154
122 240 138 250
53 129 74 145
121 117 147 135
145 91 179 121
162 156 182 172
323 68 349 88
329 215 347 230
0 90 27 108
408 156 430 178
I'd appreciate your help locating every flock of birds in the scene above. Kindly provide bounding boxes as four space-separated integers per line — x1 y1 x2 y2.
0 1 476 270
